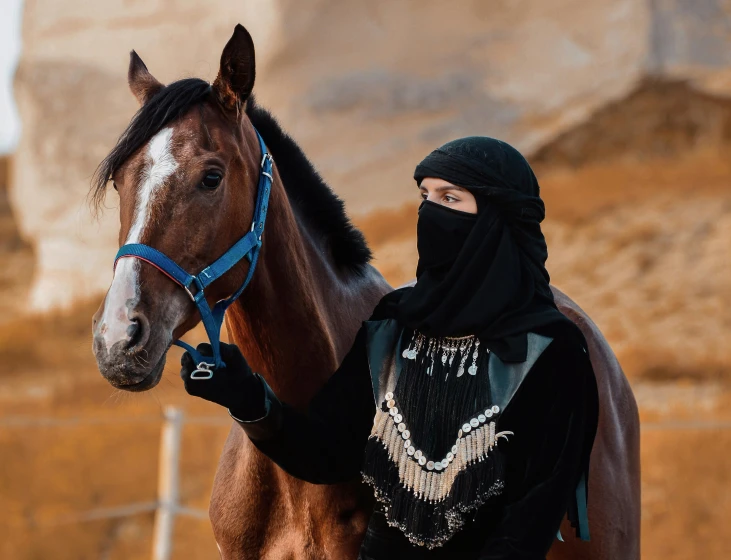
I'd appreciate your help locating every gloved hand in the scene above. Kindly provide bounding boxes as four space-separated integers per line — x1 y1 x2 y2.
180 342 265 420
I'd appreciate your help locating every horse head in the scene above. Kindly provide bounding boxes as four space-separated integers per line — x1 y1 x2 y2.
91 25 268 391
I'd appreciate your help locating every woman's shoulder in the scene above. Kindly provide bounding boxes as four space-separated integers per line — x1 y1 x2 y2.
501 322 597 425
530 319 592 378
533 317 588 354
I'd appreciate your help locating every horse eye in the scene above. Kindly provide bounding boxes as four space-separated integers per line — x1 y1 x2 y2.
112 181 118 191
201 172 222 190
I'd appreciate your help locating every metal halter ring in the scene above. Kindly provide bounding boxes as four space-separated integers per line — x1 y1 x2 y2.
190 362 215 380
261 153 273 181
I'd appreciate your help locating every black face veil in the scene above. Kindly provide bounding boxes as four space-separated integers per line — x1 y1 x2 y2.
382 136 571 362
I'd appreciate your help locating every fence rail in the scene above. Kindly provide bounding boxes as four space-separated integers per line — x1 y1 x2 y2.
639 419 731 430
0 414 231 427
2 409 731 558
4 415 731 430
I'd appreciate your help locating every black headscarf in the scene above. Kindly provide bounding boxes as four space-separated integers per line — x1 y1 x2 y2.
377 136 570 362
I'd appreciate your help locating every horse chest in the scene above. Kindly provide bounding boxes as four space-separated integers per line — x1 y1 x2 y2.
209 425 371 560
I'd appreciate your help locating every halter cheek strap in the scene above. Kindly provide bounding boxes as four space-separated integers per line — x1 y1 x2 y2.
113 128 273 372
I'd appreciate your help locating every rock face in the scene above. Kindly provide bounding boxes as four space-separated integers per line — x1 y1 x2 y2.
10 0 731 309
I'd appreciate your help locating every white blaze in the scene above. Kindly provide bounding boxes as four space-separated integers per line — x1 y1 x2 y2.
99 128 178 350
127 127 178 243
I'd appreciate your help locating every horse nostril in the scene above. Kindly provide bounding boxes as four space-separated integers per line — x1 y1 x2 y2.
127 318 142 349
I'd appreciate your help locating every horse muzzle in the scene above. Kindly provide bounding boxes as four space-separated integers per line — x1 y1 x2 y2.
92 304 169 391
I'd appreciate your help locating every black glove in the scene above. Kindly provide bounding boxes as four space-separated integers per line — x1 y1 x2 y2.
180 342 265 420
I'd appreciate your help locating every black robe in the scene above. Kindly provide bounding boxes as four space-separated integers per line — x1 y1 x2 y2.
234 313 598 560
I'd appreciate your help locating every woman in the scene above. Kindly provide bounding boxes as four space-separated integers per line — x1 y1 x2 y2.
180 137 599 559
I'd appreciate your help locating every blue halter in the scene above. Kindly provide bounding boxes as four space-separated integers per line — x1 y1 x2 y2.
114 128 273 378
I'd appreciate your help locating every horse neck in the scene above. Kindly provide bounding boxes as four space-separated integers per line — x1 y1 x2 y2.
224 170 386 406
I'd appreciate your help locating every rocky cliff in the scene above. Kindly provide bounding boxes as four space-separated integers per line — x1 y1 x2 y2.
10 0 731 312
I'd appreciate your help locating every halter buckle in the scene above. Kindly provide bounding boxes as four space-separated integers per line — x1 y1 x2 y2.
190 361 215 379
184 276 205 302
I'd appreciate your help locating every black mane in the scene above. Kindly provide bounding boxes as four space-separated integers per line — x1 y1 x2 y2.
91 79 371 271
245 96 372 270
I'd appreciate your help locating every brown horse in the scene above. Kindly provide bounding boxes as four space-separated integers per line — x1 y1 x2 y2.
91 24 640 560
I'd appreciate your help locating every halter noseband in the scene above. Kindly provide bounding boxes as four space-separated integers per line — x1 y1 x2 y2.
113 128 273 376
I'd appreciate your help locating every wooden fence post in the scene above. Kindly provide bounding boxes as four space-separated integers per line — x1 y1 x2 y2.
152 406 183 560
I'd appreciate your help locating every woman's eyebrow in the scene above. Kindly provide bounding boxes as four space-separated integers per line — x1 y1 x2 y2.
418 184 464 193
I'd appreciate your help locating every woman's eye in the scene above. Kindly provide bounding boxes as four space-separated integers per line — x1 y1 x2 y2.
201 172 222 190
444 195 458 203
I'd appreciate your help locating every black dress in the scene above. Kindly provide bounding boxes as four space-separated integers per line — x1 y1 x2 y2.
234 317 598 560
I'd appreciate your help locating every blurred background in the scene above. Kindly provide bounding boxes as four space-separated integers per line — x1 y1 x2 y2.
0 0 730 558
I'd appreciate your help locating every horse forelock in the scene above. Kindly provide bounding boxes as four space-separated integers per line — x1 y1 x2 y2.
90 78 212 213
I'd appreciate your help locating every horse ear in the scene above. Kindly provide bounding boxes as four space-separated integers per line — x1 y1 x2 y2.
213 24 256 112
128 51 164 106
